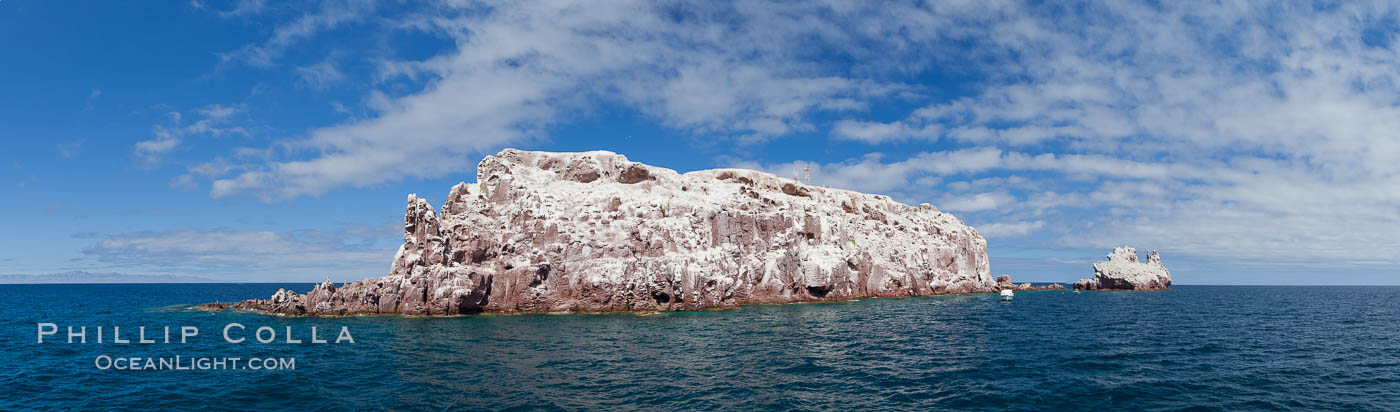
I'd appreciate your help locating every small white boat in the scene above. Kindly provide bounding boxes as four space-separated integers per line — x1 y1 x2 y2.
999 289 1014 301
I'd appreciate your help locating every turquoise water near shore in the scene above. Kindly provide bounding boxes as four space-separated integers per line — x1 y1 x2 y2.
3 284 1399 410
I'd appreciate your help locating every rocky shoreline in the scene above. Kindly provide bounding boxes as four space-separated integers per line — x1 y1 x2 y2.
232 149 998 316
996 274 1066 292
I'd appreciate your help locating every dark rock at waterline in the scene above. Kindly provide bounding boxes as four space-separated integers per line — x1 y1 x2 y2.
996 274 1066 291
194 302 230 311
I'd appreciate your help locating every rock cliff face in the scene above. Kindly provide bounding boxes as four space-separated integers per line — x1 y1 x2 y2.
235 149 995 315
1073 247 1172 290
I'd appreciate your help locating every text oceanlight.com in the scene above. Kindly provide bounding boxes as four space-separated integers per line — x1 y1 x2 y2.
94 355 296 370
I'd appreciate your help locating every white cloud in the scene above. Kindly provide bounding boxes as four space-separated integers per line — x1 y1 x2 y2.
740 141 1400 264
742 148 1192 199
938 192 1015 212
196 104 238 120
218 0 374 67
84 89 101 111
216 0 265 17
832 120 942 143
82 228 395 282
976 220 1045 238
330 101 350 114
204 1 954 201
295 62 346 89
134 124 182 168
168 173 199 190
183 0 1400 269
805 1 1400 266
134 105 248 168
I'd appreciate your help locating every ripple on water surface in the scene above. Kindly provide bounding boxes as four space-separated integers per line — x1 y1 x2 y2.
3 284 1400 410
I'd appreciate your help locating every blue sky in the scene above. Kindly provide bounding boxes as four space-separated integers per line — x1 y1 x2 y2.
3 0 1399 284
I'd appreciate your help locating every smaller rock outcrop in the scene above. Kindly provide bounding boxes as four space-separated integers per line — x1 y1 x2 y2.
194 302 229 311
1074 247 1171 290
996 274 1066 291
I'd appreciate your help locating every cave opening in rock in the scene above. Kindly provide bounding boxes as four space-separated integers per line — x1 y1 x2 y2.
806 285 833 298
529 265 550 288
470 249 489 264
455 298 484 315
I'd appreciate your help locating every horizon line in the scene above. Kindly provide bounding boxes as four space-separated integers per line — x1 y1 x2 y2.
4 282 1400 287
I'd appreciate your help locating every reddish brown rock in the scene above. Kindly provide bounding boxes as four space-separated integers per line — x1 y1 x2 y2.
234 149 997 315
194 302 230 311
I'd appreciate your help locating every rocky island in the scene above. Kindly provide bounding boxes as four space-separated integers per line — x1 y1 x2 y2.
1073 247 1172 290
233 149 1000 315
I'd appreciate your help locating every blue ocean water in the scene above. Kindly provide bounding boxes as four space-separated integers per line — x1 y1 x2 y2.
3 284 1399 410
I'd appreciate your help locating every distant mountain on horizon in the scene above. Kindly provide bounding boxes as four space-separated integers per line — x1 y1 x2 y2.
0 270 217 284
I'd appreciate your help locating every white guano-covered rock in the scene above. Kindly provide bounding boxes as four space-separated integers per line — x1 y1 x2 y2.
236 149 995 315
1073 247 1172 290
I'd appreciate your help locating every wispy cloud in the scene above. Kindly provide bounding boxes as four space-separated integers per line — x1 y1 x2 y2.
216 0 264 17
83 89 101 111
975 220 1045 238
57 139 84 159
740 141 1400 263
938 192 1015 213
134 117 183 168
218 0 375 67
134 104 249 168
738 148 1200 197
201 1 941 201
738 1 1400 267
81 227 396 282
295 61 345 89
170 0 1400 270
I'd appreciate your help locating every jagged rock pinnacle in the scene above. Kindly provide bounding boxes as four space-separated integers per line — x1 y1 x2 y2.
1074 246 1173 290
